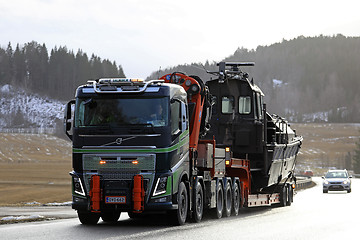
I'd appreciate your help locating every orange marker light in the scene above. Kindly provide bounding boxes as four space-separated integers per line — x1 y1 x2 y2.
225 160 230 165
225 147 230 152
99 160 106 165
132 160 138 165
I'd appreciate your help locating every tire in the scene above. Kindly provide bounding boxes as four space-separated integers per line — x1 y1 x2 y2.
77 211 100 225
347 189 351 193
280 185 288 207
170 182 188 225
286 184 292 206
323 189 328 193
224 181 232 217
214 180 224 219
101 211 121 222
192 181 204 223
289 184 294 203
232 181 241 216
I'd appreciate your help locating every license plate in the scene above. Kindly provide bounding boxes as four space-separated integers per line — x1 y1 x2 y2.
105 196 126 204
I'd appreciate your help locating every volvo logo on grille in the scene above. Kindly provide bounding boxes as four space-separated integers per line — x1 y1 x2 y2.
116 138 123 145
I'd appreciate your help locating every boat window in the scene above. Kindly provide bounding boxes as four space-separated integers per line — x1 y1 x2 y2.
256 93 263 119
221 96 234 114
239 96 251 114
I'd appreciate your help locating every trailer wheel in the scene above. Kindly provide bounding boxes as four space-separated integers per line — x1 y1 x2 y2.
224 181 232 217
170 181 188 225
232 181 241 216
280 185 288 207
101 211 121 222
287 185 293 205
214 180 224 219
192 181 204 223
77 211 100 225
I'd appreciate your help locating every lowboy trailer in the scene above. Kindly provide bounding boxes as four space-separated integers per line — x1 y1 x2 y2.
64 62 301 225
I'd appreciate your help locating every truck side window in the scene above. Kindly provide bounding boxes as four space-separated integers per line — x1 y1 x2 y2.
221 96 234 114
181 102 188 131
171 100 181 135
239 96 251 114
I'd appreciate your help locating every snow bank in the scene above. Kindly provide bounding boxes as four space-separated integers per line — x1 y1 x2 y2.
1 215 45 221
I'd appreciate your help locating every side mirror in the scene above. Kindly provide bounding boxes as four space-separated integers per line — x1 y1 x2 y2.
349 176 352 178
64 100 75 140
321 176 325 179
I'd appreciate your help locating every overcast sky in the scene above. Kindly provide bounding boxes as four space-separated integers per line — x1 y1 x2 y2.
1 0 360 78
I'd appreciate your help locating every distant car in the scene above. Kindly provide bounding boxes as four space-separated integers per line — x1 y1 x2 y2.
303 170 314 177
322 169 352 193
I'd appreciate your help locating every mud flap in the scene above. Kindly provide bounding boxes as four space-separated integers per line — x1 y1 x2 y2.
133 174 145 213
89 175 101 213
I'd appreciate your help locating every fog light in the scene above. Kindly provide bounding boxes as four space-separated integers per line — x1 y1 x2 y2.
154 197 167 203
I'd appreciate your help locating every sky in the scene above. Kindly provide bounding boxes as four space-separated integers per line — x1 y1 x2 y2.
1 0 360 78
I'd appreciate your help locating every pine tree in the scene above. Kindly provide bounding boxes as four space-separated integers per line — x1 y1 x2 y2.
353 132 360 174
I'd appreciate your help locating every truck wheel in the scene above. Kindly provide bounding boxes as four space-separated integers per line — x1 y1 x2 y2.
214 180 224 219
171 182 188 225
224 181 232 217
280 185 288 207
192 181 204 223
101 211 121 222
77 211 100 225
232 181 241 216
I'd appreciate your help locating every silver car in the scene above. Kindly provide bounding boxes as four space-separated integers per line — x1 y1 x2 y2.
322 169 352 193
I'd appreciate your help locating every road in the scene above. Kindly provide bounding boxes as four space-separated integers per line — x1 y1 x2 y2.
0 177 358 240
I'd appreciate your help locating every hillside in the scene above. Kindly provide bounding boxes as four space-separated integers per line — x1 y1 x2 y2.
0 84 64 133
147 35 360 123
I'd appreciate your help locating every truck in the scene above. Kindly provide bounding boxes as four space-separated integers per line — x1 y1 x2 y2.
64 62 303 225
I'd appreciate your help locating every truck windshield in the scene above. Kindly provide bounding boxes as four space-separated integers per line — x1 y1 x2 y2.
75 97 169 127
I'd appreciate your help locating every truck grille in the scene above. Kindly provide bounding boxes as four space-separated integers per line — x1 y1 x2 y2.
82 154 156 171
81 153 156 197
99 170 140 180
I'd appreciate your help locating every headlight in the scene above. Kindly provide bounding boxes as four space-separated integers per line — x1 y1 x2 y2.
343 180 349 184
324 180 329 184
153 176 168 196
73 177 86 196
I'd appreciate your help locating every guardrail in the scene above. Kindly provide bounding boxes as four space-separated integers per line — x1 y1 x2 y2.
295 177 314 190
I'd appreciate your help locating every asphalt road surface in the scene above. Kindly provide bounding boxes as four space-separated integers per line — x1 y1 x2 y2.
0 177 358 240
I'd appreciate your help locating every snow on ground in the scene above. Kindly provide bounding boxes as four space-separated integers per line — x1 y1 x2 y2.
1 215 45 222
0 84 65 130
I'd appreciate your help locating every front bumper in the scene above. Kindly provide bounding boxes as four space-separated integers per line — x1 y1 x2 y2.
71 195 177 212
323 183 351 191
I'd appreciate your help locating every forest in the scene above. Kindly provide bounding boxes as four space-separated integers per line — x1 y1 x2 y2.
1 35 360 122
148 35 360 122
0 41 125 100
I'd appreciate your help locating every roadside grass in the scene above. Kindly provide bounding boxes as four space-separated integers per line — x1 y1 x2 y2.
292 123 360 176
0 123 359 205
0 133 72 206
